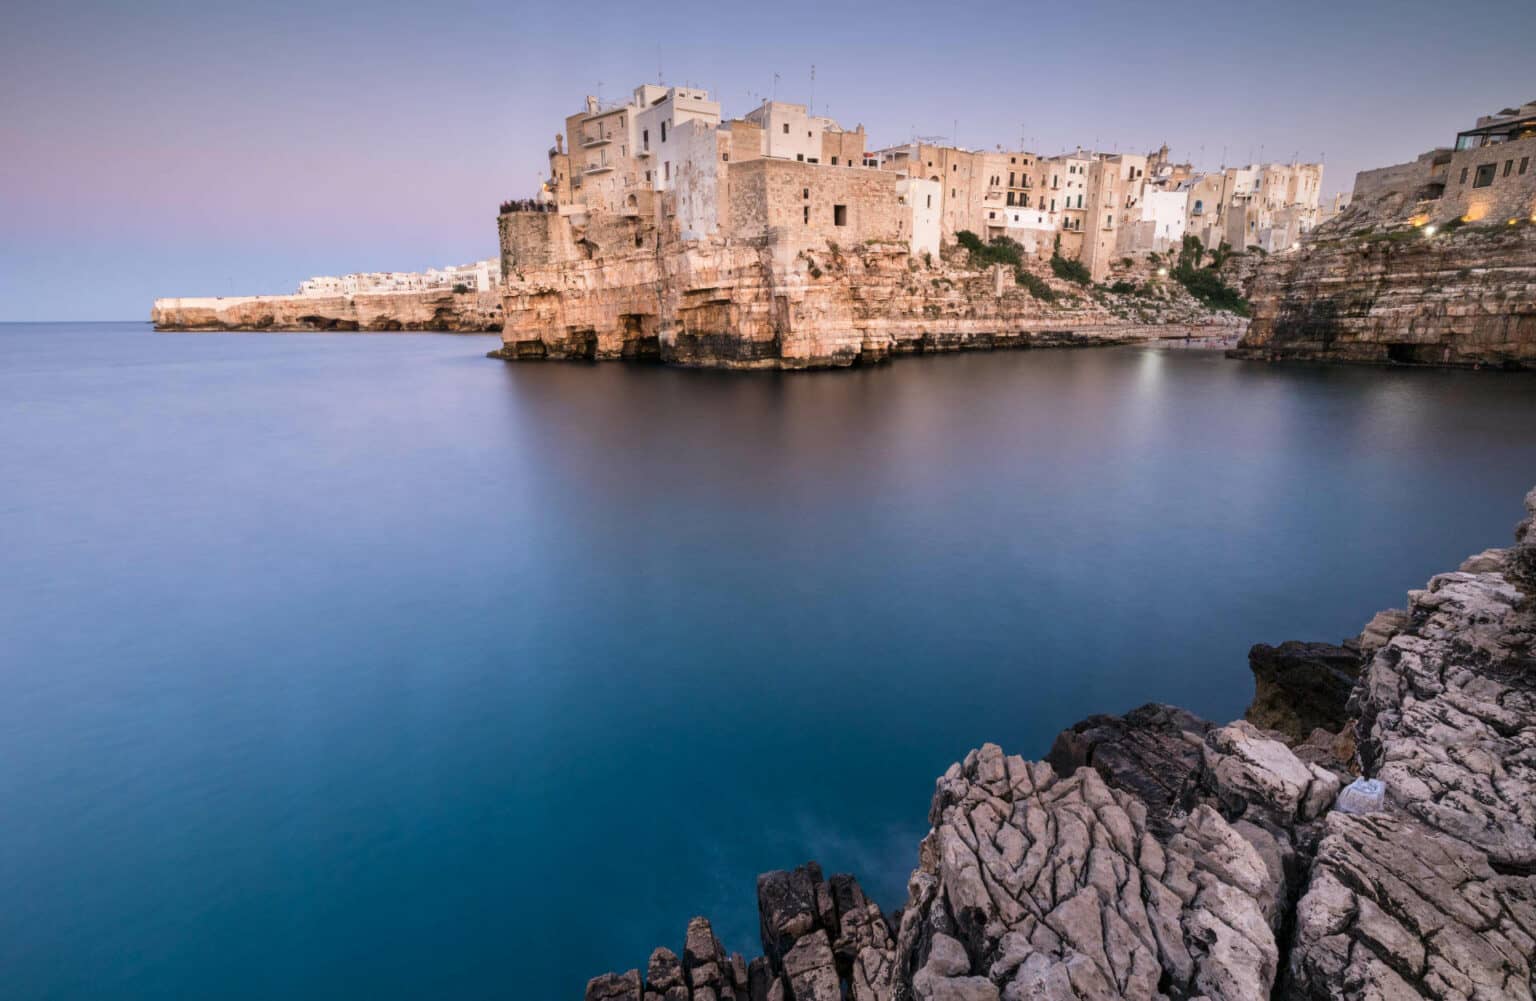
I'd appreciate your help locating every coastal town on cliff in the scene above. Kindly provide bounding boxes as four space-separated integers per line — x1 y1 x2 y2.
9 3 1536 994
154 93 1536 372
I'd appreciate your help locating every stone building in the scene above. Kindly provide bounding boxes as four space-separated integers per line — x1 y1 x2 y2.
549 85 722 213
1344 100 1536 229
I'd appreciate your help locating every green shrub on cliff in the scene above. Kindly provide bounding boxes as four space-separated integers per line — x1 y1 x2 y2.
1173 266 1249 316
956 230 1025 268
1050 254 1091 285
1015 269 1056 302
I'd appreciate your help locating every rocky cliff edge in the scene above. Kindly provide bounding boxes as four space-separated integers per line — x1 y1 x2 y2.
582 488 1536 1001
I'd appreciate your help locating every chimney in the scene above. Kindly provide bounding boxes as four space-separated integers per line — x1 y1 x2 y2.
585 95 598 114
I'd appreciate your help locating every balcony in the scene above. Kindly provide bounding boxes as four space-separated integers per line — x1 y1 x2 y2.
580 135 612 148
584 163 615 175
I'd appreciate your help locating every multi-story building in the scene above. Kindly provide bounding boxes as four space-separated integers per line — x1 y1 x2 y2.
549 85 722 213
532 81 1329 276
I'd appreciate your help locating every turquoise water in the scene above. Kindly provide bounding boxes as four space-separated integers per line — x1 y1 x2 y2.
3 322 1535 999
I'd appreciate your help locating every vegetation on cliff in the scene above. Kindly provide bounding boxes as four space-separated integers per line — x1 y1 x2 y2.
1172 235 1250 316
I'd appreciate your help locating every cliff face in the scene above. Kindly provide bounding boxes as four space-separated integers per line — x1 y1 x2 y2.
495 210 1244 370
1233 223 1536 369
582 487 1536 1001
151 290 503 333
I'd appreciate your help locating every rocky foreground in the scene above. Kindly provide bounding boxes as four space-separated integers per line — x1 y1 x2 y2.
584 490 1536 1001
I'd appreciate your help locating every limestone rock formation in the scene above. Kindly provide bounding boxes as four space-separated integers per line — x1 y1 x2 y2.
151 290 503 333
495 211 1243 370
1233 224 1536 369
582 485 1536 1000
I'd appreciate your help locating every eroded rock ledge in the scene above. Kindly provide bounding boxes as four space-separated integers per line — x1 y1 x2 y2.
584 488 1536 1001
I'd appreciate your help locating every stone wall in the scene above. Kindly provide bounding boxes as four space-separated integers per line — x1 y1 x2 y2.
1233 223 1536 368
151 289 503 332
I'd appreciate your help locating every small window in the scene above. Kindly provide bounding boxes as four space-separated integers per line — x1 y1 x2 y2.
783 123 790 134
803 206 809 224
833 204 847 226
1504 160 1514 177
1473 163 1495 188
926 194 932 208
803 188 810 199
831 157 839 165
1521 157 1530 175
1459 167 1469 184
664 161 670 181
722 153 729 162
642 129 649 149
796 154 804 162
660 122 667 142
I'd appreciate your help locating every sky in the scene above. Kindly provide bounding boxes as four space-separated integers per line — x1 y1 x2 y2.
2 0 1533 321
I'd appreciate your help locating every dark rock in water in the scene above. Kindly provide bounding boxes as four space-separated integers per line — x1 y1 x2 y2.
585 969 642 1001
1044 702 1213 834
1243 640 1361 743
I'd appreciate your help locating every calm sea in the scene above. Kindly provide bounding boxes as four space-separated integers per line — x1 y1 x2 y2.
3 322 1534 999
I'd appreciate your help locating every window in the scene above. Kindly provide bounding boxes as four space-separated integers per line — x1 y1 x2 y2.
1473 163 1495 188
1009 172 1016 187
660 122 667 142
1460 167 1469 184
796 154 804 162
663 161 670 181
833 205 847 226
803 188 810 199
645 170 651 182
1076 194 1083 208
783 123 790 134
831 157 838 165
1521 157 1530 175
1007 192 1015 206
1193 199 1203 214
1106 214 1113 228
952 189 956 198
803 206 810 224
989 211 996 219
642 129 649 150
1504 160 1514 177
926 194 932 208
722 153 729 162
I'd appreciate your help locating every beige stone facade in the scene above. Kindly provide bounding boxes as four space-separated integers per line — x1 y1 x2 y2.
1339 100 1536 230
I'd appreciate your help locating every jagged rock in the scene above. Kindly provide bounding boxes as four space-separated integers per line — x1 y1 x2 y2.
1354 567 1536 869
587 969 643 1001
1244 641 1362 742
1199 721 1341 825
1360 607 1412 657
905 742 1278 999
1044 703 1214 835
1286 812 1536 1000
